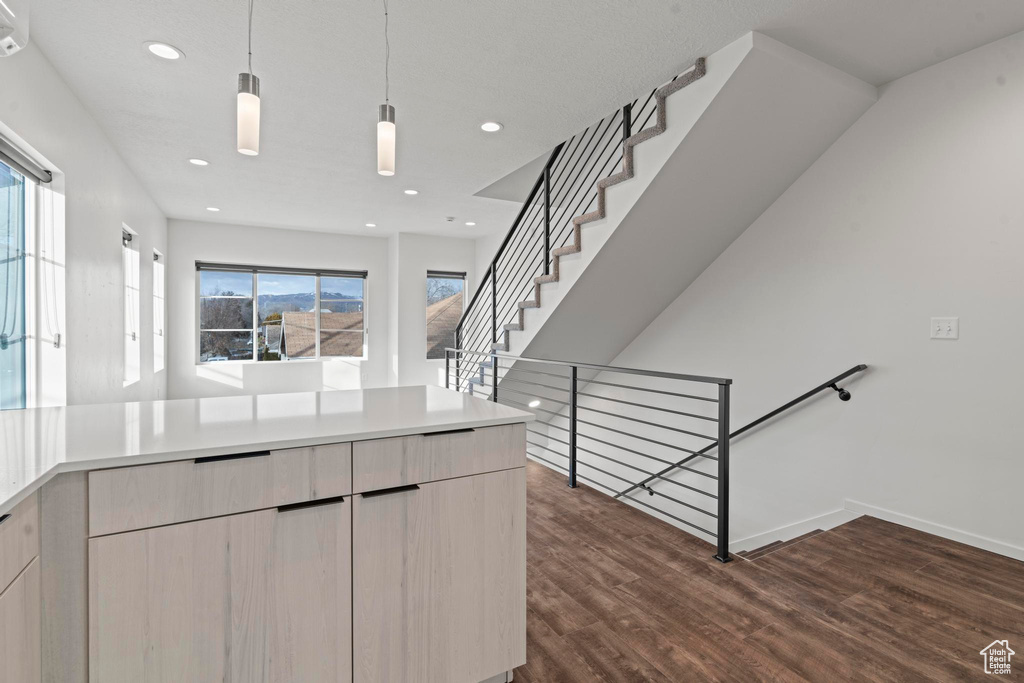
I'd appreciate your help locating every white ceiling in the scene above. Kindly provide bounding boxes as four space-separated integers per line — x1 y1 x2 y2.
29 0 1024 239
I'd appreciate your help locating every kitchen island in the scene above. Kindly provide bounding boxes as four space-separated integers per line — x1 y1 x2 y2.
0 385 532 683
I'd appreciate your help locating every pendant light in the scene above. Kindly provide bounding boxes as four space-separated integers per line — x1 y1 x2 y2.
237 0 261 156
377 0 395 176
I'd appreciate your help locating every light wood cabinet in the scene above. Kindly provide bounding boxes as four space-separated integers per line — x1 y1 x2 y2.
0 558 41 683
88 499 351 683
352 424 524 493
0 492 39 596
353 467 527 683
88 443 352 536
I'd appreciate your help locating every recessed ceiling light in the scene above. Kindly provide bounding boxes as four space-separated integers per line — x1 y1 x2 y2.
145 42 184 60
189 158 209 166
528 399 541 408
365 223 376 228
465 222 476 226
206 207 220 212
481 122 503 133
404 189 418 195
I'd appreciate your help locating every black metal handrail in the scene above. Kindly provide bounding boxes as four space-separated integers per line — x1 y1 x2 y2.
459 144 564 327
445 347 734 562
617 364 869 500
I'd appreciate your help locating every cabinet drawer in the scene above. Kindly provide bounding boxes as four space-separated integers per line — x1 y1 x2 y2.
89 443 352 537
0 492 39 596
352 423 525 493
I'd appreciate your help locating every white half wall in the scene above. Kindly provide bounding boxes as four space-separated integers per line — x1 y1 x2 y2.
389 233 477 387
166 220 390 398
0 44 168 405
595 30 1024 556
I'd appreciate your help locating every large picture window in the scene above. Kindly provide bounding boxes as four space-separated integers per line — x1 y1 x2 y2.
426 270 465 360
197 263 366 363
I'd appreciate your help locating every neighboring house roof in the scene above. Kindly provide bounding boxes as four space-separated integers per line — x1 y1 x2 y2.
263 324 282 352
281 311 363 358
426 292 463 358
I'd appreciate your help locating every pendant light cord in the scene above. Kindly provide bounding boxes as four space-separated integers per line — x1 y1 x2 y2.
247 0 254 75
383 0 390 104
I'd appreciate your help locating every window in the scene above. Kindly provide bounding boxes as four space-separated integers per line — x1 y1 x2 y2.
426 270 465 360
197 262 366 363
122 227 141 385
153 250 165 373
0 160 26 409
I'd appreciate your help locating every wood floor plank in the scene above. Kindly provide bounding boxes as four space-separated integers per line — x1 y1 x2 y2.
562 622 674 683
520 607 606 683
520 461 1024 682
526 568 600 636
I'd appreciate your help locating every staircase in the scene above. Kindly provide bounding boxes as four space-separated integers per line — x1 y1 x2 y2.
493 59 707 351
455 32 877 384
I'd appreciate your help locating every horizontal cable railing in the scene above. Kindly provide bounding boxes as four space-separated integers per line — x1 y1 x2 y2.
455 61 702 364
446 350 869 562
446 348 734 562
616 364 868 501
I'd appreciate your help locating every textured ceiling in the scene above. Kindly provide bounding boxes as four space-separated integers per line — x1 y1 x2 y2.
28 0 1024 238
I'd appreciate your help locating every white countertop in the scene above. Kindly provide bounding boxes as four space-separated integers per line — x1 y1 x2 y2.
0 385 533 515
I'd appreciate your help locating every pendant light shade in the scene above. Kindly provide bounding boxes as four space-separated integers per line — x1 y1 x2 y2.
237 73 261 156
237 0 261 156
377 103 395 176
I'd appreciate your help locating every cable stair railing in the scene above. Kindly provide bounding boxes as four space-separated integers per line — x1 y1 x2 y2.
445 348 868 563
454 57 707 372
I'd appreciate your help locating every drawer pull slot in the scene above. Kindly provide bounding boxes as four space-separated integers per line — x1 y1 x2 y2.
0 514 9 527
361 484 420 499
422 428 475 437
277 495 346 513
194 450 271 464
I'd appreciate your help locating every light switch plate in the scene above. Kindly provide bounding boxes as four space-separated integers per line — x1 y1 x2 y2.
930 317 959 340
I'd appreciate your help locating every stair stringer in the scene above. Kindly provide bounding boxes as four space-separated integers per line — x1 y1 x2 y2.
493 33 752 356
504 32 876 366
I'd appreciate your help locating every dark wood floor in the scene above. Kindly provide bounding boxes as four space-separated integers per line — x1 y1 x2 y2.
516 460 1024 682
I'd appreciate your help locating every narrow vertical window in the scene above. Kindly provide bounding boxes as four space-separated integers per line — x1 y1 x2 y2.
153 250 165 373
426 271 465 360
319 275 365 359
0 160 26 409
198 270 255 361
258 272 315 361
122 226 141 385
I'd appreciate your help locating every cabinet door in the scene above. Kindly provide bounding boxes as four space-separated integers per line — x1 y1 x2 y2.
0 558 41 683
89 500 351 683
353 468 526 683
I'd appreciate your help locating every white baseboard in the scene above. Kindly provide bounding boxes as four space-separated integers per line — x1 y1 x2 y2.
844 499 1024 562
730 508 859 553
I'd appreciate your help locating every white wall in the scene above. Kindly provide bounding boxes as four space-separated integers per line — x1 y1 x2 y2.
389 233 477 387
0 44 168 406
591 31 1024 558
167 220 390 398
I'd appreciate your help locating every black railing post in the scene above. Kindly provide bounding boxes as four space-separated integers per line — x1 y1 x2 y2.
543 164 551 276
490 265 497 345
568 365 578 488
714 382 732 563
491 353 498 402
445 349 450 390
454 330 461 391
622 103 632 143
